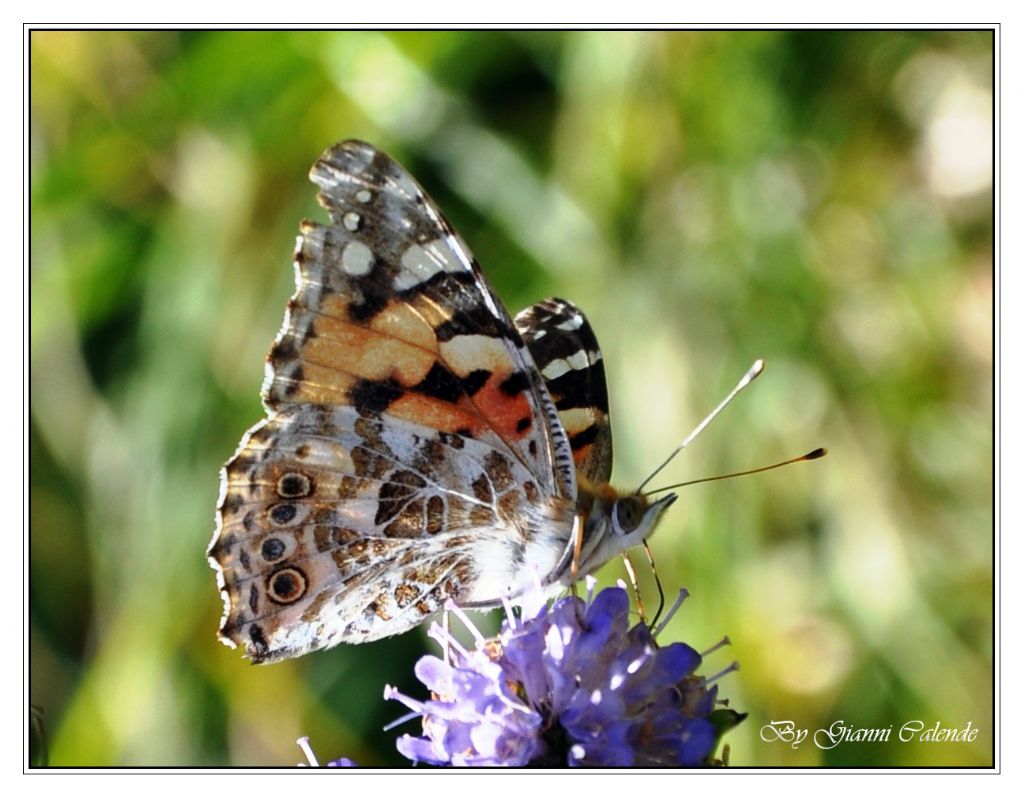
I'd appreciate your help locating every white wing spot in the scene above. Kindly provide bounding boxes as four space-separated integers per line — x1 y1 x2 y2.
394 240 463 290
556 314 584 332
343 212 361 232
341 240 374 276
395 244 442 290
558 406 599 431
356 189 372 203
440 335 511 378
542 349 592 381
542 358 571 381
566 350 590 370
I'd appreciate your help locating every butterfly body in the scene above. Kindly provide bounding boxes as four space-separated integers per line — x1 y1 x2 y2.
209 141 675 663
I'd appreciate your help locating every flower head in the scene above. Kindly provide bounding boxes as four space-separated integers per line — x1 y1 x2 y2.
385 580 743 767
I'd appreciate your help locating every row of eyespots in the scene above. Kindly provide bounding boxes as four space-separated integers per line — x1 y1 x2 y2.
261 470 319 607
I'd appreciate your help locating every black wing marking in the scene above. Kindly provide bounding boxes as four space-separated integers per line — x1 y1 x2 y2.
515 298 612 485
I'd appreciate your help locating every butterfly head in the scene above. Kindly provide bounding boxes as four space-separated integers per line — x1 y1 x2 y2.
567 483 678 581
609 491 678 544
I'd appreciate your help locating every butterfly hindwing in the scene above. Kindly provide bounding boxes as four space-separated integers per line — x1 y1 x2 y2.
211 404 562 662
515 298 613 485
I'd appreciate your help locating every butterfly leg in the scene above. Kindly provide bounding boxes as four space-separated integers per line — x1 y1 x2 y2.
641 540 667 631
620 550 648 624
569 521 587 626
569 518 585 594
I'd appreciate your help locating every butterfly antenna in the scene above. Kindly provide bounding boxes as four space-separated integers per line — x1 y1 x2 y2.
636 359 765 493
644 447 827 496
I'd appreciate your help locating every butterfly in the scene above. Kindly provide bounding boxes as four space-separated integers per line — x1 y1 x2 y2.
208 140 677 663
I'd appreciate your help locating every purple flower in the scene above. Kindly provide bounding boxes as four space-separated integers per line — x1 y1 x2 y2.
385 580 743 767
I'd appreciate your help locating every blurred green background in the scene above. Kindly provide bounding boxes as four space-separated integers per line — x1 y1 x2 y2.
30 30 993 768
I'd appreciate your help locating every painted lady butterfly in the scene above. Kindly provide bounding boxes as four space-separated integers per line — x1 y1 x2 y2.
208 140 677 663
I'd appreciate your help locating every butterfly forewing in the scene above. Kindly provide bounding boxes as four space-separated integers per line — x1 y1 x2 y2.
265 141 572 495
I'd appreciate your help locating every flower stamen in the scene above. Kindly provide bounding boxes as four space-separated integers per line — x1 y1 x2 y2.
701 635 732 658
296 736 319 767
652 588 690 638
707 660 740 684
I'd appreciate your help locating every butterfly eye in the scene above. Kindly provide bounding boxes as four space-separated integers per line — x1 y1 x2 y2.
613 496 645 534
